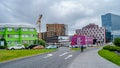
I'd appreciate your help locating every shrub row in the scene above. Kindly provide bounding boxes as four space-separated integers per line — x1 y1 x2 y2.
0 46 5 49
103 45 120 51
98 49 120 66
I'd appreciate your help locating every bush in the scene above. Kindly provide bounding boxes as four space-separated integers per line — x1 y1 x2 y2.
98 49 120 66
0 38 7 48
103 45 120 51
39 39 46 47
23 44 29 48
0 46 5 49
34 39 46 47
114 38 120 47
117 49 120 53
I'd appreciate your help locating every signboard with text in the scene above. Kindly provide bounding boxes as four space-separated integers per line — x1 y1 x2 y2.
70 35 93 46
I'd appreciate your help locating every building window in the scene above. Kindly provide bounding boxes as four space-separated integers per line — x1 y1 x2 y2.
22 35 25 37
22 35 28 38
29 40 34 44
14 35 19 38
0 28 5 31
0 35 3 38
8 28 12 31
30 28 35 31
22 28 28 31
22 40 28 44
49 27 54 31
30 34 34 37
14 28 19 31
7 41 12 44
25 35 28 37
14 41 19 44
8 34 12 38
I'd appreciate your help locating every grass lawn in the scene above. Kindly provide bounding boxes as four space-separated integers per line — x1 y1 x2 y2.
71 48 80 51
98 49 120 66
0 49 56 62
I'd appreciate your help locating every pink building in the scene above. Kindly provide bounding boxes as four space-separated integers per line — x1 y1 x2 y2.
70 35 93 46
76 24 106 44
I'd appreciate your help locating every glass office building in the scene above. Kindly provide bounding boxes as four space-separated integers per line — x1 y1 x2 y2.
101 13 120 41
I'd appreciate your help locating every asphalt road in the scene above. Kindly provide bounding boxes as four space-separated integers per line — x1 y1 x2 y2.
0 47 80 68
69 47 120 68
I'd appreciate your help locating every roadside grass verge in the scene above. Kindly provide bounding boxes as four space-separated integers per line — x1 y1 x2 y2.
98 49 120 66
71 48 80 51
0 49 56 62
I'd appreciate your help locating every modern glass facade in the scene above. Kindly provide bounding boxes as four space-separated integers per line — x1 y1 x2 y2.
101 13 120 41
101 13 112 32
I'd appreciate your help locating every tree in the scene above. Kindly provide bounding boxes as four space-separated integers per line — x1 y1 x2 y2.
34 39 46 47
0 38 7 49
113 38 120 47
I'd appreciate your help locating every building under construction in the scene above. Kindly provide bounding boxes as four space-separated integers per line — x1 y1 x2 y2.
41 23 68 43
46 24 68 37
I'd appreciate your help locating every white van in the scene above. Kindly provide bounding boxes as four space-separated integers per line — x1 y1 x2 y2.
8 44 25 50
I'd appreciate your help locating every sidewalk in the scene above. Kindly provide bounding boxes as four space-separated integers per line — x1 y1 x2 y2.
68 47 120 68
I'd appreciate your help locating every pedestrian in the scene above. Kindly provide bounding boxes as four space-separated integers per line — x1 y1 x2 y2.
81 45 84 52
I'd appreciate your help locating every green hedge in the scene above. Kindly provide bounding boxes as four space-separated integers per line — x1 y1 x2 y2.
103 45 120 51
98 49 120 66
114 38 120 47
71 48 80 51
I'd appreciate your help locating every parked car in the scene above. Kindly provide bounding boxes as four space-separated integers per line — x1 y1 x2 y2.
72 45 79 48
46 45 58 49
8 44 25 50
32 45 44 49
26 44 38 49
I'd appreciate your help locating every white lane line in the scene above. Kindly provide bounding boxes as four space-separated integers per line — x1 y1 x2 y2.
65 55 73 60
43 54 53 58
59 52 69 56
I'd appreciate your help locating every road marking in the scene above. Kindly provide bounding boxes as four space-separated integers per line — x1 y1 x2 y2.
59 52 69 56
65 55 73 60
43 54 53 58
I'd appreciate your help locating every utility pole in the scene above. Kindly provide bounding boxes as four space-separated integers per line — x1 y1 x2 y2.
36 14 43 44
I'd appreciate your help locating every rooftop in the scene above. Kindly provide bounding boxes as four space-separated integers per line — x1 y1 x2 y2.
0 23 36 28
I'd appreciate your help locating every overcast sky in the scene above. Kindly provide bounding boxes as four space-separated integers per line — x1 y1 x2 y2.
0 0 120 35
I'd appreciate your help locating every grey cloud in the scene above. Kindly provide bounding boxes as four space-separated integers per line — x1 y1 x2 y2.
0 0 120 35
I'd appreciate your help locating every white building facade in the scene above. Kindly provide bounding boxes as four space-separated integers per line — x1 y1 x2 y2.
76 24 106 44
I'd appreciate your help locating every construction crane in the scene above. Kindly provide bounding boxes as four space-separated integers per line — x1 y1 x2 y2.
36 14 43 40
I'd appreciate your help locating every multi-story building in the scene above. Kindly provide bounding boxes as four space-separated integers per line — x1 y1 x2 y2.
76 24 106 44
0 23 38 46
40 24 68 44
46 36 70 46
46 24 67 37
101 13 120 41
